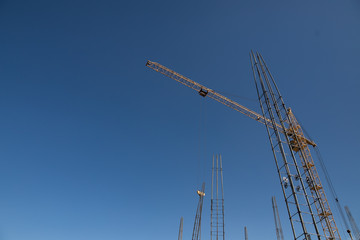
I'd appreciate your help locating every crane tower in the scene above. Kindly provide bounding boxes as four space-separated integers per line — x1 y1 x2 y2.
146 52 341 240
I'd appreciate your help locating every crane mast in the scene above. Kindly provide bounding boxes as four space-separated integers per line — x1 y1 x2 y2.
146 53 340 240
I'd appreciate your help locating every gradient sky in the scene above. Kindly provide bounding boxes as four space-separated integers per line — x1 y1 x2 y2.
0 0 359 240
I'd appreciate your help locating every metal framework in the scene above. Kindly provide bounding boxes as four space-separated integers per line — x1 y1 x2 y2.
250 51 340 240
211 155 225 240
146 53 340 240
145 60 315 147
192 183 205 240
245 226 248 240
178 217 183 240
272 196 285 240
345 206 360 240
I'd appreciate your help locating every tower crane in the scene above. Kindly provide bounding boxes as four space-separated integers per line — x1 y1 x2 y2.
146 52 341 240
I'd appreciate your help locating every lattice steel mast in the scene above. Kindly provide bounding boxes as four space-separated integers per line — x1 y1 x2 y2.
178 217 184 240
345 206 360 240
272 196 285 240
192 183 206 240
211 155 225 240
245 227 248 240
146 54 341 240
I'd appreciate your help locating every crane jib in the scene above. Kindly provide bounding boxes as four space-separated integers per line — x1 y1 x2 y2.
146 60 316 147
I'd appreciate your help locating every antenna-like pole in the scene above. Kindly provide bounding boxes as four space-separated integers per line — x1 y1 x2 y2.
272 196 284 240
178 217 183 240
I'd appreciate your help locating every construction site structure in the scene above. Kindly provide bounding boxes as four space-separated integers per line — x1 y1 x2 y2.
245 227 248 240
250 52 340 240
272 196 285 240
146 52 342 240
178 217 183 240
211 154 225 240
192 182 205 240
345 206 360 240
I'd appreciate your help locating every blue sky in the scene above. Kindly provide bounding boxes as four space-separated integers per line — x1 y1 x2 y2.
0 0 359 239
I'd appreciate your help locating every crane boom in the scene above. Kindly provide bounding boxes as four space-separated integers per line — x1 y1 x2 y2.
146 60 265 123
146 60 316 147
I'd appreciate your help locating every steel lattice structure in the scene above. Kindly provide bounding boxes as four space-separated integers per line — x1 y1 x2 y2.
145 60 316 147
272 196 285 240
211 155 225 240
146 53 341 240
250 51 340 240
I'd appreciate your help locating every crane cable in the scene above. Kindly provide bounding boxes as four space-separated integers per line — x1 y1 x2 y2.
197 97 207 190
295 113 350 237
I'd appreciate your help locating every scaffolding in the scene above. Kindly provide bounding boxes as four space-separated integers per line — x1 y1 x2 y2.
211 154 225 240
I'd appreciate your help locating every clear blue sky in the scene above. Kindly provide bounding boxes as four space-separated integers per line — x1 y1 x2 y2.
0 0 359 239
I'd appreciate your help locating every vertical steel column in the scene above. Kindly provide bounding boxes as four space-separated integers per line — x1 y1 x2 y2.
272 196 285 240
211 154 225 240
211 156 215 240
217 155 219 240
220 155 225 240
178 217 183 240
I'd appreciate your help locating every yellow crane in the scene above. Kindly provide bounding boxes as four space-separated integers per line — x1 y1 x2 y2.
146 52 340 240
